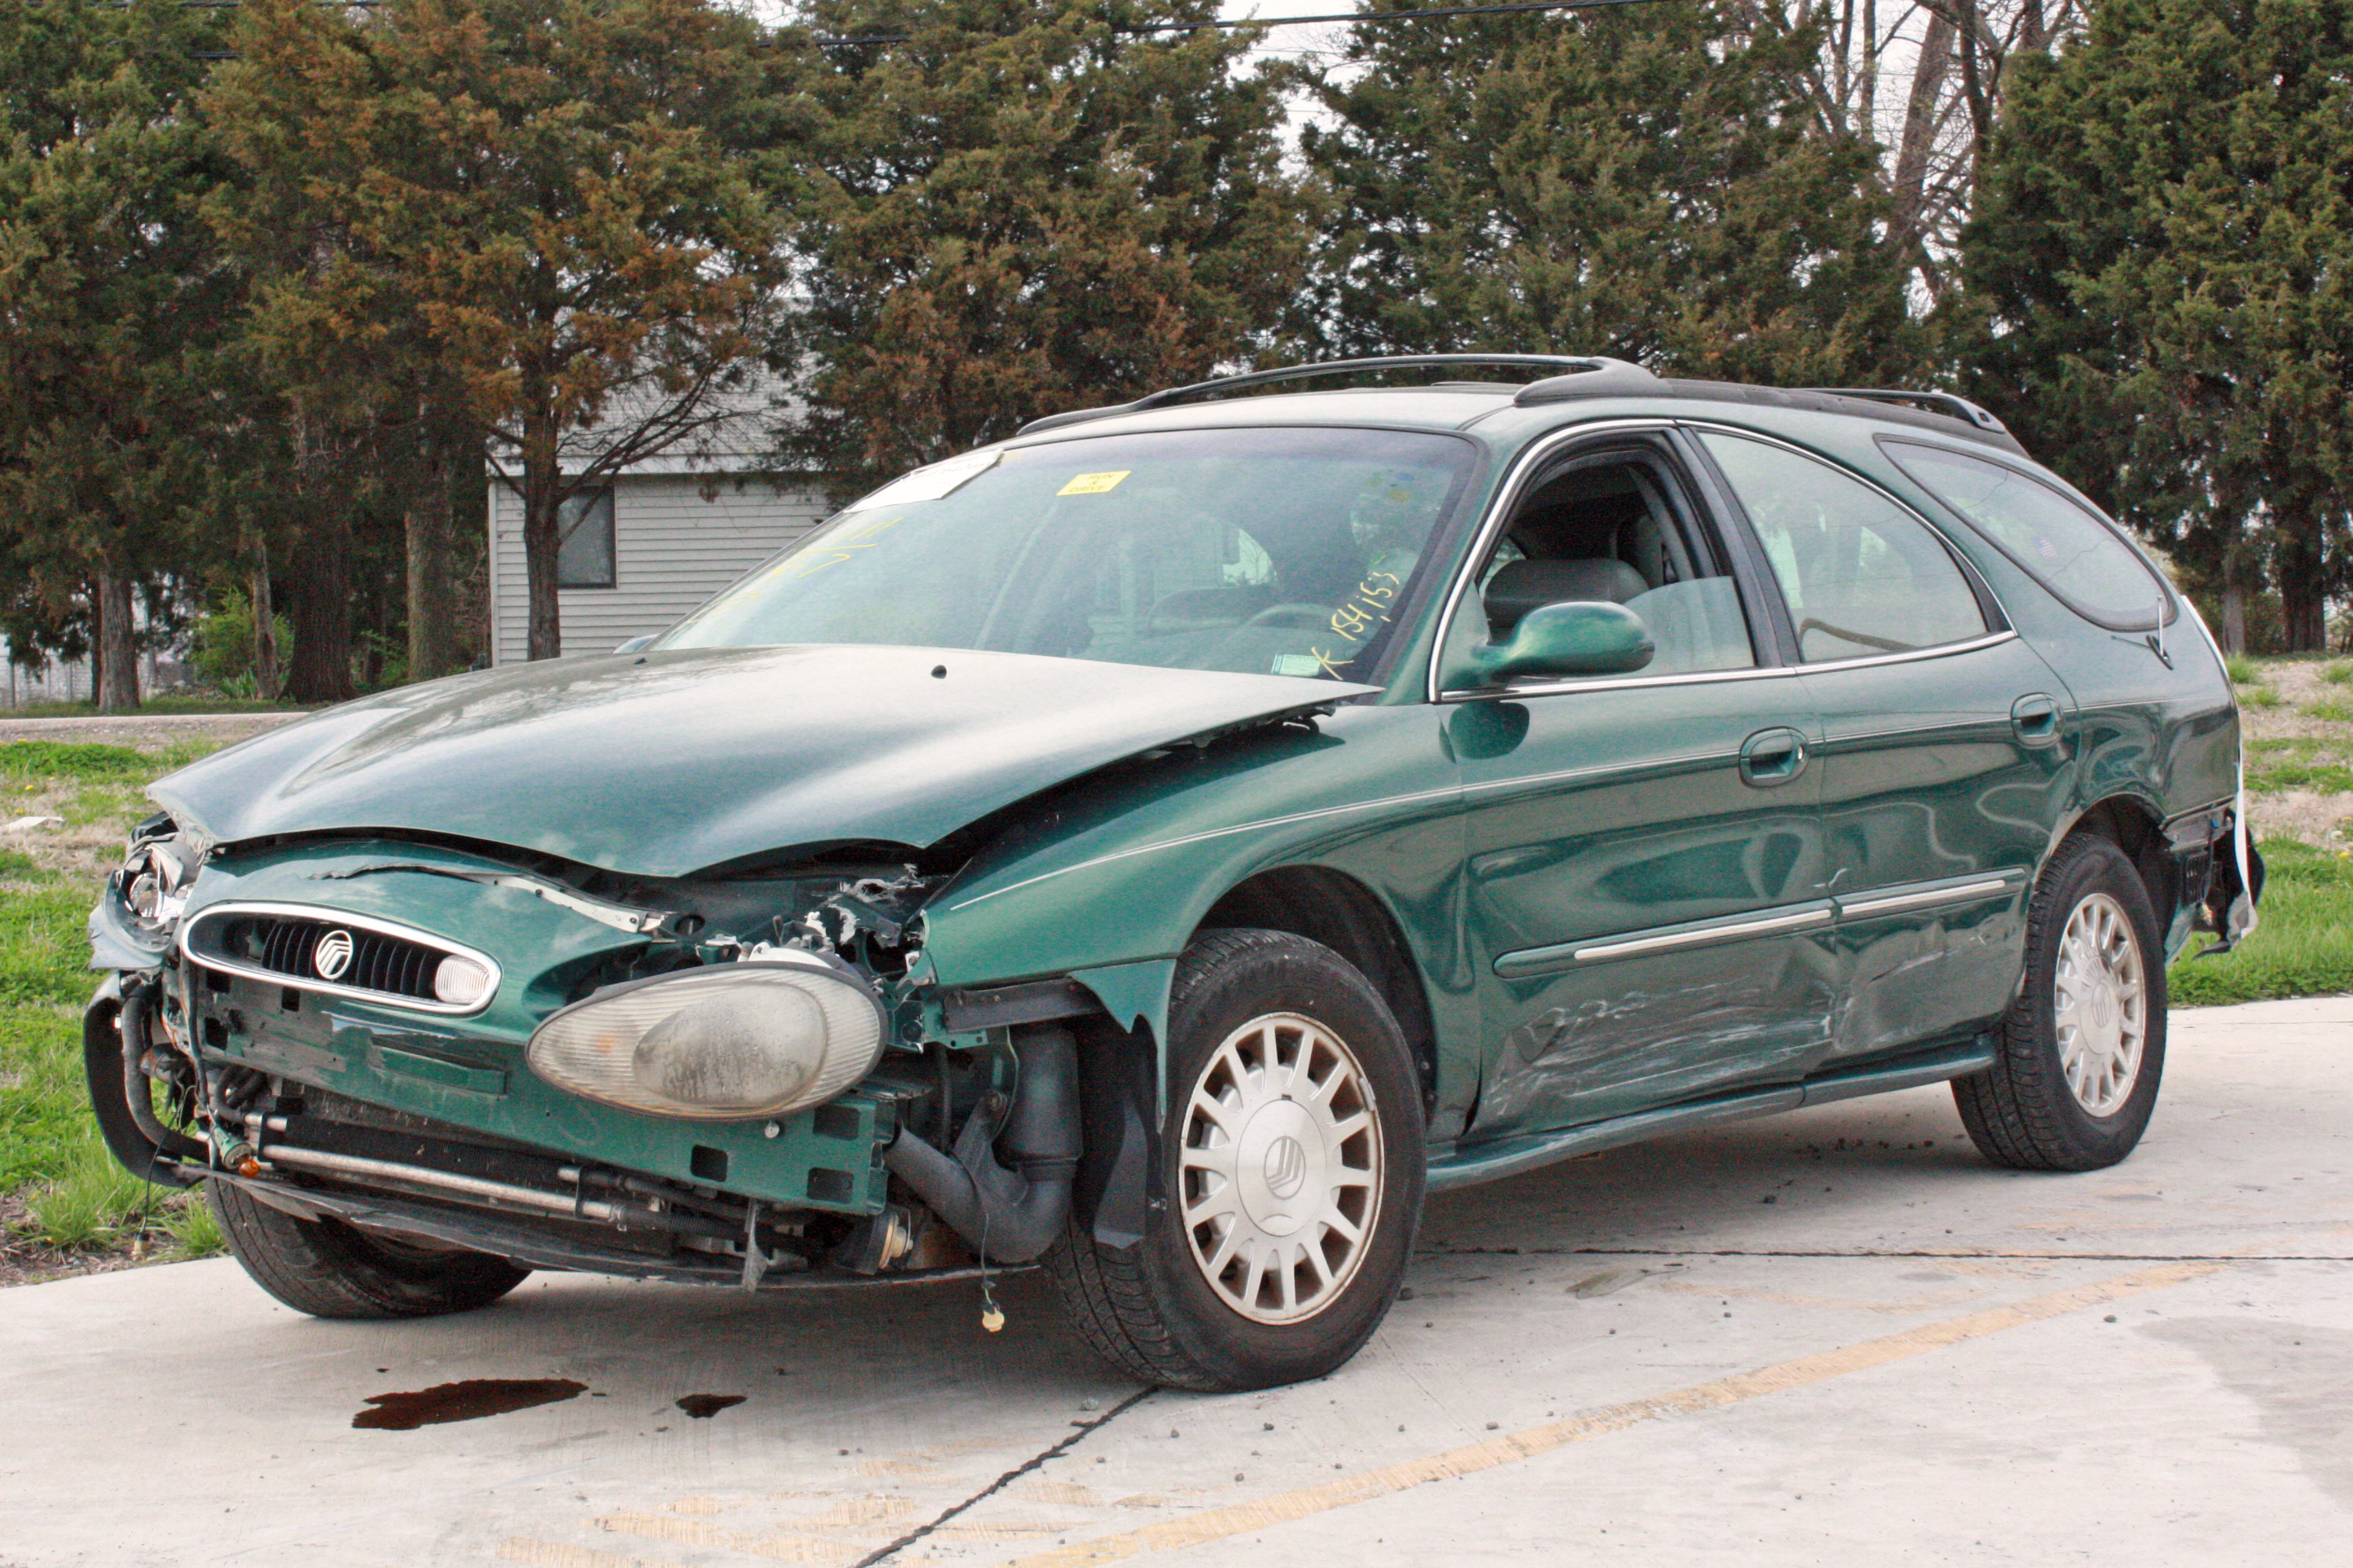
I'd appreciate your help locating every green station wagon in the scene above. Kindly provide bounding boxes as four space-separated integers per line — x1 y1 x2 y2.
85 355 2259 1391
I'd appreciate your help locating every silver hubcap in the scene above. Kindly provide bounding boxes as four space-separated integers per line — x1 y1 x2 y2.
1179 1012 1383 1325
2055 890 2147 1117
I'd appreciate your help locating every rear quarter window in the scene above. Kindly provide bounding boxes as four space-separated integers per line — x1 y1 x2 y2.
1880 439 2171 631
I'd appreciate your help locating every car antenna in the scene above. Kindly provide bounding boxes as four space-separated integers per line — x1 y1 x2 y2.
2147 576 2172 668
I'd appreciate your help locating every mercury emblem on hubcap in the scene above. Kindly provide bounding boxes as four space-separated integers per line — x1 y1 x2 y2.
2053 890 2147 1117
1262 1136 1308 1200
1179 1012 1383 1325
313 929 355 981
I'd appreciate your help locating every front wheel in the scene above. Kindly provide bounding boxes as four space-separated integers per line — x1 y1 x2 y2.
1043 929 1425 1391
210 1181 531 1319
1954 835 2167 1171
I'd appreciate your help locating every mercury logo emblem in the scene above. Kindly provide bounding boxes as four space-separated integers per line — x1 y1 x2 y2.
313 929 355 982
1262 1136 1308 1200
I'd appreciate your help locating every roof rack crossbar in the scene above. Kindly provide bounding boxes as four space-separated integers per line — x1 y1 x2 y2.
1131 354 1614 410
1016 354 1648 437
1796 388 2008 434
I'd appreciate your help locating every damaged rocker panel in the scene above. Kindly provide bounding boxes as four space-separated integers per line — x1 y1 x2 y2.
1430 1036 1998 1191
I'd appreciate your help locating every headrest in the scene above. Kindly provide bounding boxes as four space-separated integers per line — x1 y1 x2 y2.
1484 557 1651 630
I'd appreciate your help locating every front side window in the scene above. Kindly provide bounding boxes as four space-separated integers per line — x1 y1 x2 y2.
1700 434 1987 663
1450 449 1759 683
1881 440 2170 631
660 428 1477 682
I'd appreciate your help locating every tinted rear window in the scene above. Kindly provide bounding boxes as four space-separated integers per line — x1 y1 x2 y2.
1880 441 2170 630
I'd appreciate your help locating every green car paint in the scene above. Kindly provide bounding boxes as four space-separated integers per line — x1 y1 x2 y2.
152 644 1376 878
90 377 2244 1244
160 840 897 1213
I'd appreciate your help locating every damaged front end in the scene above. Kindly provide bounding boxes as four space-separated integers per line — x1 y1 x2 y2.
85 822 1107 1290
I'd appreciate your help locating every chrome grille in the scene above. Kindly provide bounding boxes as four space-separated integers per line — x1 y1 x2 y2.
242 914 438 999
181 902 499 1016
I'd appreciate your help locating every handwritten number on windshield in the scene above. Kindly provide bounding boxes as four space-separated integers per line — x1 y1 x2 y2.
1310 570 1403 678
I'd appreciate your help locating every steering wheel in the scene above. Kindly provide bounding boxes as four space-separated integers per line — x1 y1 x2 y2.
1238 602 1335 632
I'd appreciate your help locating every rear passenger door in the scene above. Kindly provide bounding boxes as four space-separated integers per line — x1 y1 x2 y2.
1445 430 1834 1141
1692 429 2075 1066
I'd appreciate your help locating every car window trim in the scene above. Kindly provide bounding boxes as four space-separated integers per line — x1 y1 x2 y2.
1436 628 2021 702
1667 425 1803 665
1873 434 2178 634
1423 419 1785 703
1675 419 2016 653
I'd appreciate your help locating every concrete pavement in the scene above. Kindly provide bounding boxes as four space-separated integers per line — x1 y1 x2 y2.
4 996 2347 1568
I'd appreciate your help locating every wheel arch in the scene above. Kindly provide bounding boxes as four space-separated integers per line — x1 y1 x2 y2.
1194 865 1440 1113
2057 795 2174 925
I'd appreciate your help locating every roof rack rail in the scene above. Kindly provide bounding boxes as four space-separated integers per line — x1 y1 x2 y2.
1796 388 2008 434
1016 354 1654 436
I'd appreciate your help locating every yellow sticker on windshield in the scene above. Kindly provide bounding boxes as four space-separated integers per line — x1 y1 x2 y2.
1057 470 1130 496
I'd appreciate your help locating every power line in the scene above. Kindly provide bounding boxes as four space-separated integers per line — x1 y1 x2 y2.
808 0 1675 48
164 0 1678 53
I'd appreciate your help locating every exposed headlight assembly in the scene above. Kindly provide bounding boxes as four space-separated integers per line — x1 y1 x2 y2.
526 955 887 1120
120 824 197 932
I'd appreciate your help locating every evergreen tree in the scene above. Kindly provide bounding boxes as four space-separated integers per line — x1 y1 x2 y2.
774 0 1310 489
0 0 234 709
1959 0 2353 649
208 0 784 667
1297 0 1922 384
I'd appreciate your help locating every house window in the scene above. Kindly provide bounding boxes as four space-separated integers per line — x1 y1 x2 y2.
557 489 616 589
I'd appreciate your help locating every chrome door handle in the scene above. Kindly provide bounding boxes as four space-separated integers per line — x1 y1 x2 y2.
1739 727 1808 787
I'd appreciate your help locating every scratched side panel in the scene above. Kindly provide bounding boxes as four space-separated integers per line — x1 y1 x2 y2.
1803 637 2074 1065
1451 678 1834 1138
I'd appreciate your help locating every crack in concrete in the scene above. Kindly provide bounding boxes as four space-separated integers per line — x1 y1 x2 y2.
851 1387 1155 1567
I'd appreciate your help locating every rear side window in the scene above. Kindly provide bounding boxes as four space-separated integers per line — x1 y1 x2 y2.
1699 433 1987 663
1881 441 2170 631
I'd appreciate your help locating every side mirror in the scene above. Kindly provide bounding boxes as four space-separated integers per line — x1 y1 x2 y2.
1466 600 1655 685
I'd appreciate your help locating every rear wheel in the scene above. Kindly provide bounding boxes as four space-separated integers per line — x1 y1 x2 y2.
1043 929 1424 1392
1954 835 2166 1171
209 1181 531 1319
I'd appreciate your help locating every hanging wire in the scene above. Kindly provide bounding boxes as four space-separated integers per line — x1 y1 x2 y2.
807 0 1676 48
163 0 1684 58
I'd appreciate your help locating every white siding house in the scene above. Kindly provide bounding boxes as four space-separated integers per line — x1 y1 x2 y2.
485 467 828 665
482 392 832 667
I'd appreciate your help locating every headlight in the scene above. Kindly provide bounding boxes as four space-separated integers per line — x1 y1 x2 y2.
525 955 887 1120
121 828 196 931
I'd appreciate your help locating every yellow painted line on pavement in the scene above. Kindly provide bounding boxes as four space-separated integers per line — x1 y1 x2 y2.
496 1540 692 1568
1003 1259 2225 1568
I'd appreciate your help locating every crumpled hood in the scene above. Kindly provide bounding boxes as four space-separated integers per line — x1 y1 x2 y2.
151 645 1373 878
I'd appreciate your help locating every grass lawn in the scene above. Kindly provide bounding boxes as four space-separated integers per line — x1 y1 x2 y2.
0 694 308 720
2169 655 2353 1004
2170 837 2353 1005
1 739 225 1277
1 676 2349 1274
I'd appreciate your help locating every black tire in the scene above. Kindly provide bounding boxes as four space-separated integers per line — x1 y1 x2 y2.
1954 835 2167 1171
1043 929 1425 1392
209 1181 531 1320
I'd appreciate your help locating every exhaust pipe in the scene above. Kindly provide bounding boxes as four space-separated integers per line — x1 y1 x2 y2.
884 1026 1080 1264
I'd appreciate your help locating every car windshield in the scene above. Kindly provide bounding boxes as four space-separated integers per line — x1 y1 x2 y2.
658 426 1477 681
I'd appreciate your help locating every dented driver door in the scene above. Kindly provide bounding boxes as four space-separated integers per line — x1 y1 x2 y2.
1452 674 1834 1140
1439 432 1838 1143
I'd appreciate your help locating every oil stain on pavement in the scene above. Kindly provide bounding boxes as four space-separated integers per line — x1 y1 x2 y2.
351 1377 588 1430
